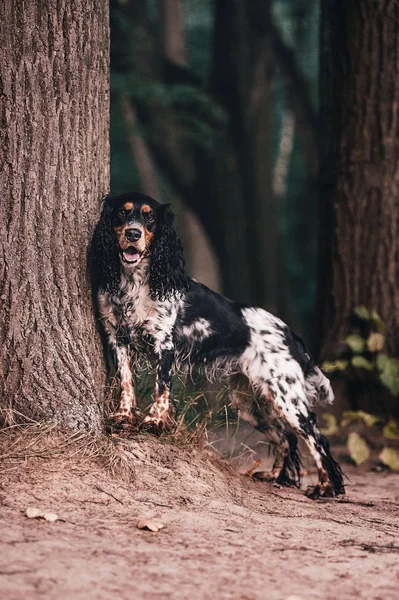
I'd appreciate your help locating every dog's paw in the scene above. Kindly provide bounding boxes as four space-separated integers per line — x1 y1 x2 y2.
252 471 277 483
305 484 335 500
140 412 174 435
107 409 137 430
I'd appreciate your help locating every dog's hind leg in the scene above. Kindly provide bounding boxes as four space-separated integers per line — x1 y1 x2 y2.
252 426 302 487
229 375 301 487
254 376 344 498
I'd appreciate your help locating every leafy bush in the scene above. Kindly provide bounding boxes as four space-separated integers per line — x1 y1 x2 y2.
322 306 399 396
321 306 399 471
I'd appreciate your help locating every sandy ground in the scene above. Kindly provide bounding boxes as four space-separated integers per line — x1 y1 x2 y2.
0 429 399 600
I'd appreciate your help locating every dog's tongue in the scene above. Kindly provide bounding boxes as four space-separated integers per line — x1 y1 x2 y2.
123 250 140 263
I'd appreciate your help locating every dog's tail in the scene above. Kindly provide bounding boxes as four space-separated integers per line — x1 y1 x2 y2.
304 366 334 406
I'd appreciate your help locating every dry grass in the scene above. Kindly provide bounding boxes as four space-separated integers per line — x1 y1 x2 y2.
0 421 137 482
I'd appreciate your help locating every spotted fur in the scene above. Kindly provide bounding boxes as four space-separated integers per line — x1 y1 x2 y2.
91 192 344 498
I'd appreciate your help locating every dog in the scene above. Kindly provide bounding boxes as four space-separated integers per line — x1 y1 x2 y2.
91 191 344 499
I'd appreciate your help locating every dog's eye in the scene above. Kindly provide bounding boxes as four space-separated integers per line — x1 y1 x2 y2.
117 209 126 219
146 212 155 222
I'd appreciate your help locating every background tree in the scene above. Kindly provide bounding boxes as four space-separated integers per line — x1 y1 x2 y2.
318 0 399 413
0 0 109 430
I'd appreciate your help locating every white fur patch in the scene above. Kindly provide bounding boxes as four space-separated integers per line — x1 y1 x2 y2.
181 318 213 341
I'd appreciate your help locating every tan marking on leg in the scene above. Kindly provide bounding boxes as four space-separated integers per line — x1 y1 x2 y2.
110 347 136 422
143 390 170 426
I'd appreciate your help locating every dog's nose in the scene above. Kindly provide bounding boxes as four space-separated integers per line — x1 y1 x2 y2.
125 228 142 242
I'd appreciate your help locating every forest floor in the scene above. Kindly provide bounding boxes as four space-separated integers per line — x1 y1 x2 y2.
0 425 399 600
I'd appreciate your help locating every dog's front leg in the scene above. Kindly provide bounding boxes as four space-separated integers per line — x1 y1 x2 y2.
109 343 136 424
142 338 174 430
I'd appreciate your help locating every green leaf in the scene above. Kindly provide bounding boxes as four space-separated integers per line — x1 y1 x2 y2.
351 355 373 370
370 310 387 334
347 433 370 466
321 360 348 373
376 355 399 396
345 335 365 354
353 306 370 321
383 419 399 440
367 332 385 352
379 447 399 471
376 353 390 370
336 360 349 371
341 410 379 428
320 413 339 436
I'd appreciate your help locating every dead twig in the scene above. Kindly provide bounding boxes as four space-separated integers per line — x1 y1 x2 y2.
94 484 124 505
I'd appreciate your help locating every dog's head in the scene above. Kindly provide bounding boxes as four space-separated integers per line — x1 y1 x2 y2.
91 192 188 300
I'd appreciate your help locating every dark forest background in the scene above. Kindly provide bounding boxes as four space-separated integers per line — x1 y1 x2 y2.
110 0 319 338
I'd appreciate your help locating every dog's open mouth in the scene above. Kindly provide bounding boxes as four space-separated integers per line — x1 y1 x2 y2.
121 247 142 264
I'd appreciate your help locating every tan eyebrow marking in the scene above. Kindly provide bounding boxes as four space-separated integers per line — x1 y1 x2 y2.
141 204 152 213
124 202 134 210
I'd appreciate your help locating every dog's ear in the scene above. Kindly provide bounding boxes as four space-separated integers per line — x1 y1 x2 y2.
90 195 121 295
149 203 189 301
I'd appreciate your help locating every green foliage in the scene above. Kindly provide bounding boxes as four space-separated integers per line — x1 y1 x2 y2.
383 418 399 440
379 447 399 471
319 412 338 436
377 354 399 396
341 410 379 428
350 355 373 371
347 432 370 466
345 334 365 354
322 306 399 397
321 410 399 471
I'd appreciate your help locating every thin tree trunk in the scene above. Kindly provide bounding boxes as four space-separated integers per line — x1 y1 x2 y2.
318 0 399 410
119 93 161 199
212 0 278 312
0 0 109 430
159 0 221 292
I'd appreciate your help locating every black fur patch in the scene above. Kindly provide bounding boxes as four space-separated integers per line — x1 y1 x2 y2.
276 430 303 488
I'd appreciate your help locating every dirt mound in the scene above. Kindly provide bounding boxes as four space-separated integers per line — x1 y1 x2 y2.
0 427 398 599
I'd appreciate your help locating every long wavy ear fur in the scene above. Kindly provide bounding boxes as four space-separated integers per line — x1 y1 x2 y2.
90 195 121 295
149 204 189 301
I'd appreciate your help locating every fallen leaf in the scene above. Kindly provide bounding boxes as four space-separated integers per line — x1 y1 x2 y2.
25 507 58 522
379 447 399 471
43 512 58 522
137 519 165 532
26 507 44 519
347 432 370 466
246 459 261 477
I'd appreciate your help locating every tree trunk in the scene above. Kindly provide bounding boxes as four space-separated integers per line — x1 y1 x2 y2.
318 0 399 410
0 0 109 431
212 0 278 312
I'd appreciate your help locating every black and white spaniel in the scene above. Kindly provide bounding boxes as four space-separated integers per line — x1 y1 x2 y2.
91 192 344 499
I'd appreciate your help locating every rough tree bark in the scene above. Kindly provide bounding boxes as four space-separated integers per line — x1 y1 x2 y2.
0 0 109 431
318 1 399 410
